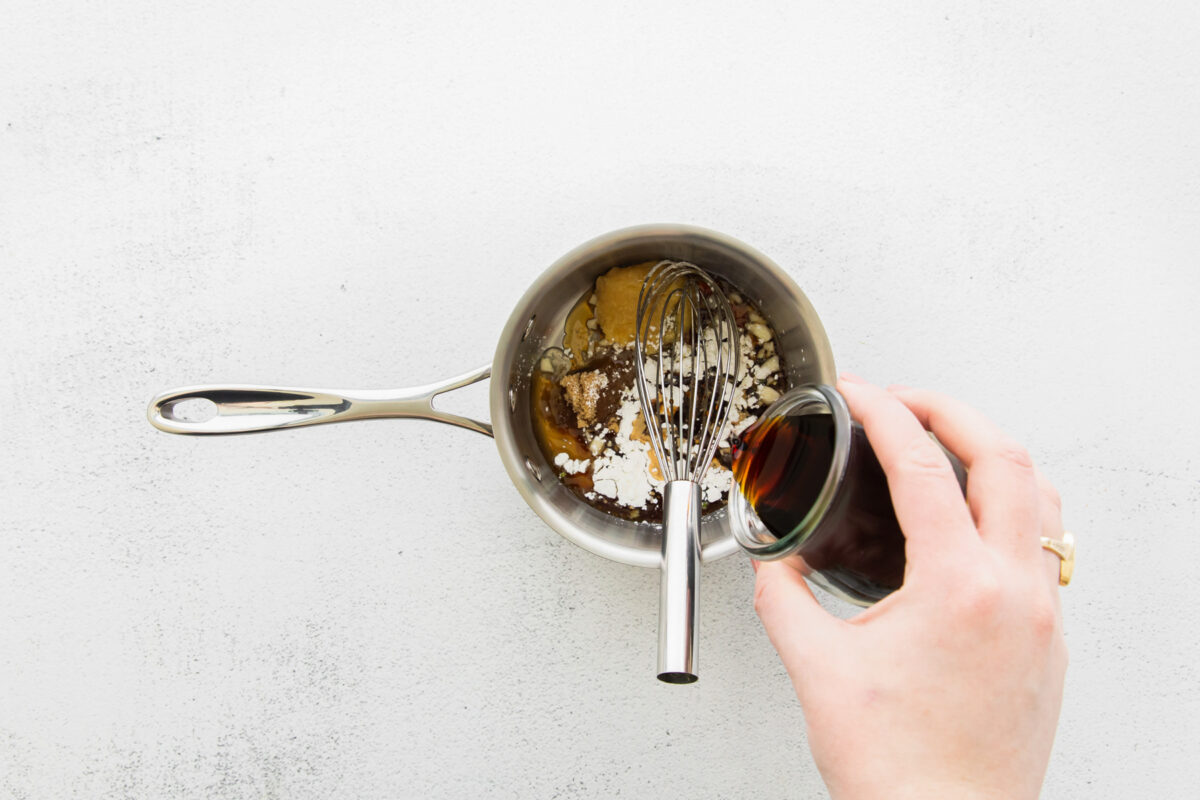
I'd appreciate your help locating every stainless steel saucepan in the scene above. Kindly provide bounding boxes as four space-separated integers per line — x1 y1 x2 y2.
148 224 836 679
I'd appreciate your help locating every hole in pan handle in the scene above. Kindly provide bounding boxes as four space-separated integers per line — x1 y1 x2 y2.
146 365 494 437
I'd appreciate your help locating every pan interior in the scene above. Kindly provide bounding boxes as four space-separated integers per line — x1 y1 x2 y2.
490 225 835 569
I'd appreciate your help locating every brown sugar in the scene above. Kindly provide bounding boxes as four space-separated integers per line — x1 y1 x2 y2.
560 370 610 429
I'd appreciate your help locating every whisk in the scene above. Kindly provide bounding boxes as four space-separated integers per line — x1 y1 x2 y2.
634 261 741 683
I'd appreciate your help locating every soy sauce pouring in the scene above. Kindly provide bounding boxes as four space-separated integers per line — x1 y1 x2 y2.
729 385 968 606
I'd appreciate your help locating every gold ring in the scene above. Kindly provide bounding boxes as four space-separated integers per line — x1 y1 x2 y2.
1040 531 1075 587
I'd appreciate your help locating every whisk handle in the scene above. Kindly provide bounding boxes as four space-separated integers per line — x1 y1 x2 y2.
658 480 702 684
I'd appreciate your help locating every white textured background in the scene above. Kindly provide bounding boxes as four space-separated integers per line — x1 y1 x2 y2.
2 2 1197 798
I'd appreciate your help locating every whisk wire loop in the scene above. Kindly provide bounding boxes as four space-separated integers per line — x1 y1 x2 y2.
634 261 740 486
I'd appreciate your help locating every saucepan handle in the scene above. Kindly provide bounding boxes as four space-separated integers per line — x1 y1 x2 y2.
147 365 493 437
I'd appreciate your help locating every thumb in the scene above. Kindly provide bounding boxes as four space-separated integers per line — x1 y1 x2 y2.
753 558 843 672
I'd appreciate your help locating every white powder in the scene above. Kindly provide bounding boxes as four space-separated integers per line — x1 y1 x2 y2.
590 389 664 508
758 385 781 405
553 452 591 475
729 412 759 438
746 321 772 342
717 332 775 448
753 355 780 381
735 332 755 384
700 461 733 503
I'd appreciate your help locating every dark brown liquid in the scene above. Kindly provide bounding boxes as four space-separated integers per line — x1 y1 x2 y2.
732 412 908 602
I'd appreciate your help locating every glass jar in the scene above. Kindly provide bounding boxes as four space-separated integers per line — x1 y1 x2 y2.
729 384 967 606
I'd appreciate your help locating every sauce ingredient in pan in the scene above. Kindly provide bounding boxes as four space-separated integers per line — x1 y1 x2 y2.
530 261 785 523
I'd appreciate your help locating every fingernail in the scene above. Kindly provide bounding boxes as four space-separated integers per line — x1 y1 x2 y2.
839 371 866 384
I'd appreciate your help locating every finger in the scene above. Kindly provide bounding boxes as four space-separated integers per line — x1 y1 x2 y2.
1035 468 1067 588
889 387 1040 557
1034 468 1062 517
837 377 978 567
753 558 844 673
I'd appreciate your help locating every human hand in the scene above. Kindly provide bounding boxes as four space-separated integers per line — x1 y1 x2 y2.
753 376 1068 800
